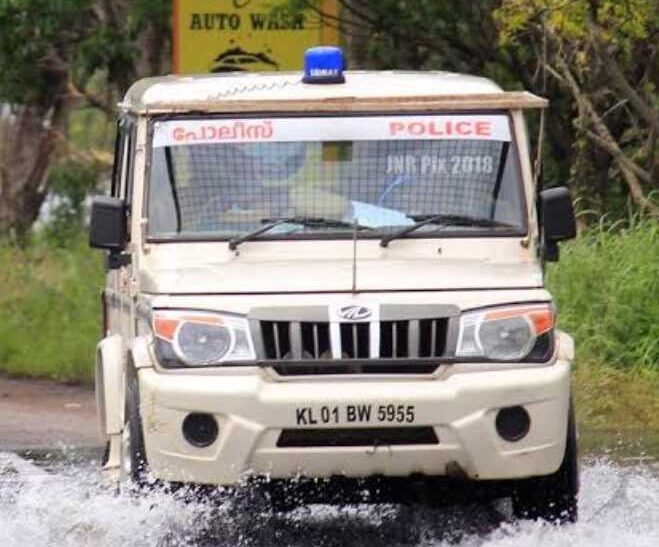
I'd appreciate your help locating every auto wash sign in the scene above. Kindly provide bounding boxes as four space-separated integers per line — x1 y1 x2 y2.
173 0 339 73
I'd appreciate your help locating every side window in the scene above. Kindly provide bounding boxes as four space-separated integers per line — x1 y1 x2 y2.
110 123 124 198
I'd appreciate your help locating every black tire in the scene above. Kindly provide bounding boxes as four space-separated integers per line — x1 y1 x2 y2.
124 369 151 487
100 440 110 466
512 400 579 523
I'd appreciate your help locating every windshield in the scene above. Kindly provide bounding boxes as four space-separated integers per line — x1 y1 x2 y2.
147 114 526 240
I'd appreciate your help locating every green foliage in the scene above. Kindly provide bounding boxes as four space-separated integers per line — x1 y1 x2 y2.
496 0 655 50
547 217 659 368
43 159 104 247
285 0 523 81
0 0 92 103
0 234 104 382
68 105 115 153
495 0 659 217
573 361 659 431
0 0 173 106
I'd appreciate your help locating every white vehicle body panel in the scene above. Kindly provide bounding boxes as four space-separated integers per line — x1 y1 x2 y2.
140 239 542 294
138 361 570 484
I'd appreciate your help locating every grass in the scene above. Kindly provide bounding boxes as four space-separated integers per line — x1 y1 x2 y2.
547 217 659 432
0 219 657 433
573 361 659 431
546 216 659 369
0 234 104 382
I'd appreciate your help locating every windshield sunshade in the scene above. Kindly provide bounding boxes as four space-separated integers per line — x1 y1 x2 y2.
147 115 525 240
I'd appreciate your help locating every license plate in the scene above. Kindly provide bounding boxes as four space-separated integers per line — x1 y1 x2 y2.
294 404 416 426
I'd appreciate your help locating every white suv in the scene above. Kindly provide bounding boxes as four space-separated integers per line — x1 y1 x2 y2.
91 47 578 523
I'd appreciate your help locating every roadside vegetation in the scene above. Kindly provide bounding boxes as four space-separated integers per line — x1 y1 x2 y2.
548 216 659 432
548 216 659 370
1 218 657 431
0 234 103 382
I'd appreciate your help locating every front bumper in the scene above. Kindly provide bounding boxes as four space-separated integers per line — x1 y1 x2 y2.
138 362 571 486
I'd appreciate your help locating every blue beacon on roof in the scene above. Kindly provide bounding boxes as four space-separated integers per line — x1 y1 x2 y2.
302 46 346 84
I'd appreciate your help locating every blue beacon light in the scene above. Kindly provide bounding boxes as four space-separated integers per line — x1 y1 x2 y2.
303 46 346 84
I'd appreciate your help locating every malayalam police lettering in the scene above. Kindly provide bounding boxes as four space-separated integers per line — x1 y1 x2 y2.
171 120 274 143
153 115 512 148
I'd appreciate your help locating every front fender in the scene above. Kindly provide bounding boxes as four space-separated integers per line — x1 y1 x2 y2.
557 330 575 362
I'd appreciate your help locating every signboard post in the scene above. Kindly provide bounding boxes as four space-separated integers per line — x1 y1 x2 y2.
173 0 339 74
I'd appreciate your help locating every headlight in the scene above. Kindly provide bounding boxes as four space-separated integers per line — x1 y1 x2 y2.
456 304 554 361
152 310 255 367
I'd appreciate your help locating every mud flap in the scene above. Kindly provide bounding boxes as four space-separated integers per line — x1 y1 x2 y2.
95 335 125 438
102 434 123 479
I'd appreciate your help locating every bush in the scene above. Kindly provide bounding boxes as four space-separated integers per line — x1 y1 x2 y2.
0 234 104 382
547 217 659 369
42 159 105 247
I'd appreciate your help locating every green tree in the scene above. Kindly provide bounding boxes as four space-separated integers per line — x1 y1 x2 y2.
0 0 171 240
496 0 659 217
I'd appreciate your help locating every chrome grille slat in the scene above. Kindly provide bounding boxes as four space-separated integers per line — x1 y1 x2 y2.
273 323 281 359
392 321 398 357
313 323 319 358
290 321 302 359
408 320 419 357
430 320 437 358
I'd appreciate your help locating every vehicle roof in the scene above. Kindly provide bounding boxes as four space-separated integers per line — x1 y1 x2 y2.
122 71 547 113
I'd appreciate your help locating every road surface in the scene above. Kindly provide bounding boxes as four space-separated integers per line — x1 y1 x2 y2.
0 375 100 450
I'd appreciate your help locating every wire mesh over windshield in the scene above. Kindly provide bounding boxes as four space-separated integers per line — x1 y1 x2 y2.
148 116 524 238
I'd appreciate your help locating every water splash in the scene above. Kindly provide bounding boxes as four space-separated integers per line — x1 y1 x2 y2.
0 452 656 547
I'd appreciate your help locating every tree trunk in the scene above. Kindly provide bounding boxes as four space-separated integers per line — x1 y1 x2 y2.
0 99 70 239
342 0 372 69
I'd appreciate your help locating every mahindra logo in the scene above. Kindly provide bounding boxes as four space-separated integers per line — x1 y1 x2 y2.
337 305 372 321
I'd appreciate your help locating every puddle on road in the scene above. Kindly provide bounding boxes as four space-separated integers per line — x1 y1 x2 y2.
0 446 657 547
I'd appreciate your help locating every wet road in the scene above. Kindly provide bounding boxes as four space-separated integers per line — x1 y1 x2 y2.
0 448 657 547
0 376 98 450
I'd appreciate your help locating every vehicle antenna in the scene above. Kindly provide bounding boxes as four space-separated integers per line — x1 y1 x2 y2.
352 217 358 294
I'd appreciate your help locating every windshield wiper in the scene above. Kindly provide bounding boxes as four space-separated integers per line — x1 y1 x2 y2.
261 216 374 230
229 216 373 250
380 214 514 248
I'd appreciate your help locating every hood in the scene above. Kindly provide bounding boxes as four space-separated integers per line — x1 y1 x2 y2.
139 239 543 294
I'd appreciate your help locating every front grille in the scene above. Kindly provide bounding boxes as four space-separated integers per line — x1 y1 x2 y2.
261 321 332 360
277 427 439 447
258 315 449 375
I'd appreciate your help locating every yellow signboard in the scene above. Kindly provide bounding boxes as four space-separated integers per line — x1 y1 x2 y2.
173 0 339 73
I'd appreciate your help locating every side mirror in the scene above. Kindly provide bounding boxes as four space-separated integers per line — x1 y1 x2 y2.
539 186 576 262
89 196 127 252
